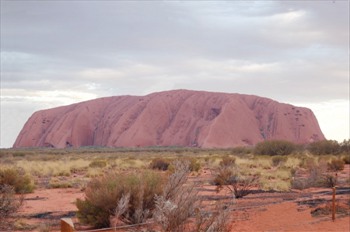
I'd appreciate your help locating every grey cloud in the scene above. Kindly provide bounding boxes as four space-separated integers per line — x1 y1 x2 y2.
0 0 349 147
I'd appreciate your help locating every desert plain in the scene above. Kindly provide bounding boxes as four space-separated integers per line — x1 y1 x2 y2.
1 146 349 232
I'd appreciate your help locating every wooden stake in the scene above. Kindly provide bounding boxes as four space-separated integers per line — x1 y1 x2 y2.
332 186 336 222
61 218 75 232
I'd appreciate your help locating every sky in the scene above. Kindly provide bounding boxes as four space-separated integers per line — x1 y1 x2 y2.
0 0 349 148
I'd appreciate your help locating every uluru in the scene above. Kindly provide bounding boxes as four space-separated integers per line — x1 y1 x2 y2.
13 90 325 148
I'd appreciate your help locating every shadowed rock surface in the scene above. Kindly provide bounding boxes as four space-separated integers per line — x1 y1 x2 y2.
13 90 325 148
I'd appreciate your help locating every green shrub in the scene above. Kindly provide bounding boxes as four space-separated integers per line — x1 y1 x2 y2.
149 158 170 171
89 160 107 168
76 170 166 228
0 168 34 193
328 159 345 171
307 140 341 155
254 140 296 156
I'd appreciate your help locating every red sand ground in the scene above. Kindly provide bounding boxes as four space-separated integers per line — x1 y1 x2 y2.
16 166 350 232
17 188 349 232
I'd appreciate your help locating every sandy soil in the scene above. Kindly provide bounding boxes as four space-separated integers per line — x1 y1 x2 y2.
14 166 350 232
231 199 350 231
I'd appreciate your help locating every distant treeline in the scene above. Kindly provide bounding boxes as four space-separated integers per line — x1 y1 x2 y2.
254 139 350 156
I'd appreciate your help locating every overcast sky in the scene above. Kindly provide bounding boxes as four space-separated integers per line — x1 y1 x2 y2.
1 0 349 148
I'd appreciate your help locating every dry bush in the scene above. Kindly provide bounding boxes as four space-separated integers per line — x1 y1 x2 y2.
214 159 259 198
221 173 259 199
187 157 201 172
153 160 232 232
213 157 237 186
194 203 232 232
342 155 350 164
0 185 24 230
76 170 166 228
149 158 170 171
172 157 201 172
153 160 198 232
291 160 339 189
272 155 288 167
322 174 337 187
0 168 34 193
219 156 236 168
327 158 345 171
89 159 107 168
311 202 349 217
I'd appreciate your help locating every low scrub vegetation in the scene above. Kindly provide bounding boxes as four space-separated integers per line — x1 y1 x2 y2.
0 184 24 230
153 160 232 232
0 142 349 230
272 155 288 167
343 155 350 164
254 140 297 156
291 159 340 189
308 139 350 155
76 170 166 228
88 159 107 168
0 168 34 193
153 160 199 231
214 157 259 198
327 158 345 171
149 158 170 170
77 159 232 231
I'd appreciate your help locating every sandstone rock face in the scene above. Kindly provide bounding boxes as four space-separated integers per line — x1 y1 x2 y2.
13 90 325 148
